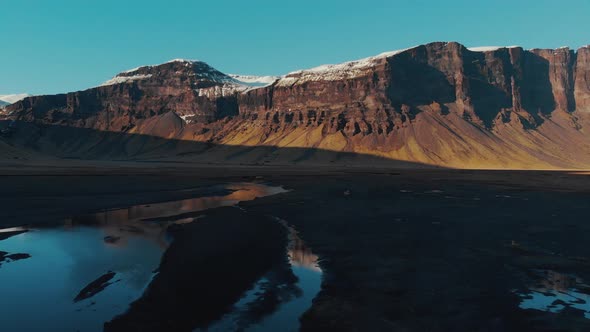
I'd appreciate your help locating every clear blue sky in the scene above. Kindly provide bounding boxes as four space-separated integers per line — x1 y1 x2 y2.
1 0 589 96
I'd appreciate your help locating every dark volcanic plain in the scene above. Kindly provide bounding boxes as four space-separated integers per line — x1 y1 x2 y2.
2 164 590 331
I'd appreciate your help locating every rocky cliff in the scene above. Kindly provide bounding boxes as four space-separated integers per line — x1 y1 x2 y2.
5 42 590 169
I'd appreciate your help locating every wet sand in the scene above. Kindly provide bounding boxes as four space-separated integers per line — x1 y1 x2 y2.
243 173 590 331
3 163 590 331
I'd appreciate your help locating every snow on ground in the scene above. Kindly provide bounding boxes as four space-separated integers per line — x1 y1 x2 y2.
0 93 31 104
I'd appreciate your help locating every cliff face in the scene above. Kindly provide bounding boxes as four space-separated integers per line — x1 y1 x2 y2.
10 61 243 130
575 47 590 112
5 42 590 169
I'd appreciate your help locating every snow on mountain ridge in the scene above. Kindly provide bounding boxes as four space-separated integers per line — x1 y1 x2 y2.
0 94 31 104
101 74 153 86
228 74 281 87
166 58 202 64
103 59 277 95
276 46 419 86
467 46 521 52
121 59 206 74
107 44 588 90
103 59 229 87
102 43 580 91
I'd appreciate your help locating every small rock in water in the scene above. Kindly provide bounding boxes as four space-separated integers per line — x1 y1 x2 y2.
74 271 118 303
0 251 31 266
6 253 31 261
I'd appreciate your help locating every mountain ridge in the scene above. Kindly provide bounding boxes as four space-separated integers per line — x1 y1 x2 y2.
4 41 590 169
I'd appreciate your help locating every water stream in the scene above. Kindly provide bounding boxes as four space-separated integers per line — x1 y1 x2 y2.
0 182 321 332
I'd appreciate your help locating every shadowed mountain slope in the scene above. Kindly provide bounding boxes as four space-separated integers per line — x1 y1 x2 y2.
0 121 431 168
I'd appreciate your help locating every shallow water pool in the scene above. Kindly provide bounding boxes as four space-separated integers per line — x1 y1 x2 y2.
0 183 292 332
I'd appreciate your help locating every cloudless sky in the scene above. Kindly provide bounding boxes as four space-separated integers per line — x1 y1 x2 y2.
1 0 589 95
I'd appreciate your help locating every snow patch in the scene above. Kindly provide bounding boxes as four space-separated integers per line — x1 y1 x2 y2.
120 59 202 75
179 114 195 124
167 58 202 64
101 74 153 86
276 46 418 86
122 66 143 74
0 93 31 104
467 46 520 52
229 74 281 87
192 72 279 96
194 74 279 97
194 69 235 84
196 83 250 98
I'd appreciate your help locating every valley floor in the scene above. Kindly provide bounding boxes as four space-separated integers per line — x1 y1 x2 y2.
2 163 590 331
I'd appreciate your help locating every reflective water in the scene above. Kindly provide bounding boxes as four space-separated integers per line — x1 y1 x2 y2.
0 183 289 332
516 269 590 318
201 220 322 332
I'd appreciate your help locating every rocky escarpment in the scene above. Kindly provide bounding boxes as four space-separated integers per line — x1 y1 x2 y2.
4 42 590 169
8 60 257 130
239 43 589 130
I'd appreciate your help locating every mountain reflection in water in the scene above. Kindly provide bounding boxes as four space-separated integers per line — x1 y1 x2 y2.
67 183 289 249
289 232 321 273
0 182 288 332
202 219 322 332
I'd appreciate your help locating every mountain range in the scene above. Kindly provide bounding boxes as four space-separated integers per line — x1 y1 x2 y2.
3 41 590 169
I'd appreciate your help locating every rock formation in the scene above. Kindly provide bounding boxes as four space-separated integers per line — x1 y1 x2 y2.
5 42 590 169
